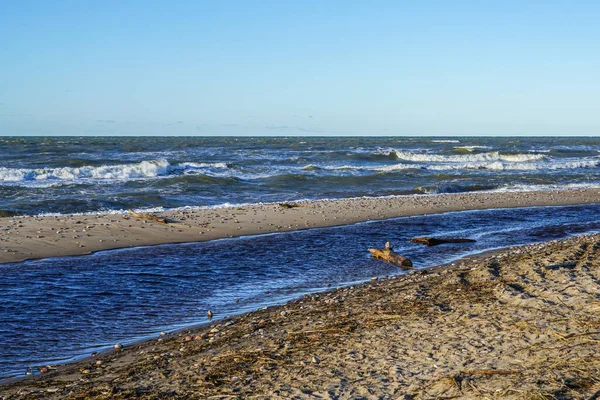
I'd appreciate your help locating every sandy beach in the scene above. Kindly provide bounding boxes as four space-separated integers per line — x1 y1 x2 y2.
4 0 600 397
2 231 600 399
2 188 600 264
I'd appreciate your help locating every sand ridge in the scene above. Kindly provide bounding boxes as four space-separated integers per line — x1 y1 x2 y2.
2 188 600 264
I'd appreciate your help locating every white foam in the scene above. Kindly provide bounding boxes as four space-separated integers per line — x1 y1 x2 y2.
0 160 234 184
0 159 171 183
179 162 229 169
394 150 545 163
301 157 600 174
453 145 491 151
423 159 600 171
493 182 600 192
373 164 422 172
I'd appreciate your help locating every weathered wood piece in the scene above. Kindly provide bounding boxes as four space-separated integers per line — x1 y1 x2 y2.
126 210 170 224
368 242 414 269
410 237 476 246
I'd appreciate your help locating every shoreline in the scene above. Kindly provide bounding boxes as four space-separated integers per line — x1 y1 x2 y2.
0 242 522 384
2 233 600 398
2 188 600 264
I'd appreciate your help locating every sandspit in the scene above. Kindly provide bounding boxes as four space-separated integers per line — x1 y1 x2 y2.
2 232 600 398
1 188 600 264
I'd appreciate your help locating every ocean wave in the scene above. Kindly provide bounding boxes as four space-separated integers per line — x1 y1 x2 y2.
394 150 545 163
372 164 422 172
425 159 600 171
0 160 230 184
374 159 600 172
178 162 230 170
304 158 600 174
431 140 460 143
453 145 491 151
301 164 366 172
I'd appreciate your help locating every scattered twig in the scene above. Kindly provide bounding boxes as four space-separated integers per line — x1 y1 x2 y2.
461 369 522 376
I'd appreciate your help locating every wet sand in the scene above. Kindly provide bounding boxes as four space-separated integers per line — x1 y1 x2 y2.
2 232 600 399
2 188 600 264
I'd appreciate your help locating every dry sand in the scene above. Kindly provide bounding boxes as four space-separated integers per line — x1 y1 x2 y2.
2 232 600 399
2 188 600 264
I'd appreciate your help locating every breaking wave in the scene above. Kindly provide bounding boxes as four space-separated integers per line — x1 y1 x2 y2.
376 159 600 172
453 145 491 151
301 157 600 174
0 160 230 184
393 150 545 163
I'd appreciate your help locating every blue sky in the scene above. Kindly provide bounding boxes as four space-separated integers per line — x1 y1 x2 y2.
1 1 599 136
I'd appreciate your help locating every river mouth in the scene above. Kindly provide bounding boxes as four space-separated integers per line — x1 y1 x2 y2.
2 203 600 378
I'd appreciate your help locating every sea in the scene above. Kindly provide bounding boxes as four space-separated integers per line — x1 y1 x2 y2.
1 136 600 216
2 136 600 379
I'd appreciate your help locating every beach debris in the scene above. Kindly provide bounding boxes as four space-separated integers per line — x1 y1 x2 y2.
311 355 321 364
207 310 213 319
410 237 476 246
126 210 169 224
368 242 414 269
278 202 300 209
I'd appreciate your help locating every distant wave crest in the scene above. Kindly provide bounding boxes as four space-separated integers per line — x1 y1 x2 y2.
375 159 600 172
393 150 545 163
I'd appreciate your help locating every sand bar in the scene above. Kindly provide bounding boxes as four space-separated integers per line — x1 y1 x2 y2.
2 188 600 264
2 232 600 398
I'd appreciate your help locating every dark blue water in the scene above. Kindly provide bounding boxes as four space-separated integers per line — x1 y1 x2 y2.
2 204 600 378
1 136 600 215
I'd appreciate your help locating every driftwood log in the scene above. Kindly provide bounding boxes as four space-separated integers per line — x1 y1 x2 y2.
410 237 476 246
126 210 170 224
368 242 414 269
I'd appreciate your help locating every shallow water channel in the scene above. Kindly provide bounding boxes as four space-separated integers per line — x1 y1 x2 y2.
2 204 600 378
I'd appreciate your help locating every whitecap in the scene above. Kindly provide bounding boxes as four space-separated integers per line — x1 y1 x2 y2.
0 159 171 183
453 145 491 151
178 162 229 169
423 159 600 171
394 150 545 163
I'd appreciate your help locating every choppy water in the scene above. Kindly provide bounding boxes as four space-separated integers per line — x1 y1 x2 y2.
2 204 600 378
1 136 600 215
